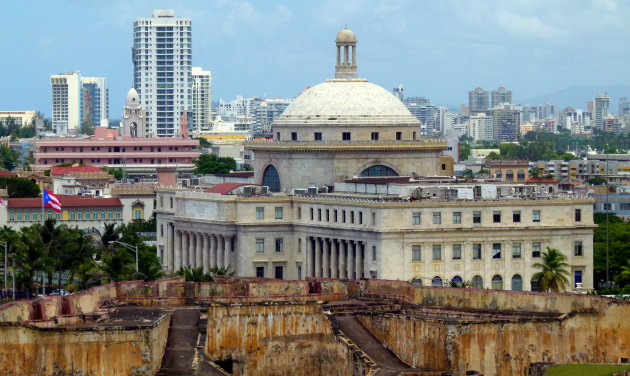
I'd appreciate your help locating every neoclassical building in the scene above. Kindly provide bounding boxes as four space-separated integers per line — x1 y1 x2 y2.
155 28 595 291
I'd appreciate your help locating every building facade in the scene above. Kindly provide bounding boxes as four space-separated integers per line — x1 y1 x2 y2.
51 72 81 135
80 76 109 127
191 67 212 134
594 93 610 129
468 113 494 142
491 86 512 107
468 87 489 112
0 111 38 127
133 9 192 137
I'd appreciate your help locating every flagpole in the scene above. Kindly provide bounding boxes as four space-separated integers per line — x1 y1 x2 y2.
41 189 45 296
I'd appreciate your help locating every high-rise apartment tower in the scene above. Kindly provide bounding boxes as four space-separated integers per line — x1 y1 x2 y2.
491 87 512 107
593 93 610 129
468 87 489 112
191 67 212 134
133 9 192 137
51 71 81 135
80 76 109 127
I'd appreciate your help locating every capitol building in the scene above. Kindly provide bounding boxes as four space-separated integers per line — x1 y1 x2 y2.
155 28 594 291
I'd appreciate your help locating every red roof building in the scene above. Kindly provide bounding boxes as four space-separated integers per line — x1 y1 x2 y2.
50 165 106 175
0 170 16 178
205 183 257 195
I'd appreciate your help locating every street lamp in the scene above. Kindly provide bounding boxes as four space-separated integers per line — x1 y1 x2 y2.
110 241 139 273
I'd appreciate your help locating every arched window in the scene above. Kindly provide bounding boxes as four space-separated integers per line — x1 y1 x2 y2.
262 165 281 192
506 170 514 180
511 274 523 291
359 165 398 177
491 275 503 290
410 277 423 286
472 275 483 289
451 275 463 287
495 169 502 178
517 169 525 181
431 276 443 287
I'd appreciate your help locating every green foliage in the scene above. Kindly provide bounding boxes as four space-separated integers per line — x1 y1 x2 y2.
177 265 235 282
0 117 35 139
0 145 18 170
593 213 630 286
544 364 630 376
194 137 210 148
0 177 40 198
103 167 123 180
459 143 471 161
532 247 571 292
79 121 94 136
587 177 607 185
193 154 237 174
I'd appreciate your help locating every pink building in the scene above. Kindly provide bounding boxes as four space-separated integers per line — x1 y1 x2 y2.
34 127 200 175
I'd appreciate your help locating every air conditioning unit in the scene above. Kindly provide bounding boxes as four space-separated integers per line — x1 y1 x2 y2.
291 188 308 195
318 186 328 193
260 186 269 195
243 186 254 196
307 187 318 195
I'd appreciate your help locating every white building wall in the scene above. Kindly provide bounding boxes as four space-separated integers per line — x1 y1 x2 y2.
51 72 81 134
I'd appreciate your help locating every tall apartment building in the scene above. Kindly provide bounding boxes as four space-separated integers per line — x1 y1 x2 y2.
619 97 630 116
594 93 610 129
492 104 521 142
133 9 192 137
255 98 292 132
403 97 439 136
468 113 494 142
51 71 81 135
491 86 512 107
191 67 212 134
468 87 489 112
80 77 109 127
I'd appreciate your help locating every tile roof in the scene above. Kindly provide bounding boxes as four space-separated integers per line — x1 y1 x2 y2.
205 183 257 195
8 195 122 209
0 170 16 178
213 171 255 177
50 165 106 175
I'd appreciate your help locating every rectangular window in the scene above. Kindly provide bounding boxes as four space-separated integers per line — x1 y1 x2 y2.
359 212 363 224
342 210 346 223
170 197 173 208
396 131 402 140
108 211 113 219
275 238 284 253
256 207 264 220
574 241 583 256
433 212 441 225
326 209 330 222
9 213 14 221
298 238 302 253
372 212 376 225
351 211 355 224
372 245 376 261
532 242 541 258
492 243 502 259
25 212 30 221
318 209 322 221
472 243 482 259
473 211 481 224
432 245 442 261
452 244 462 260
256 266 265 278
603 203 612 211
86 211 91 220
512 242 521 258
275 266 284 280
533 210 541 222
342 132 351 141
70 211 75 220
17 212 22 221
412 245 421 261
574 270 583 288
256 238 264 253
334 210 338 222
275 207 283 219
513 211 521 223
371 132 379 140
77 211 83 220
291 132 297 141
298 208 302 220
101 211 106 220
493 211 501 223
575 209 582 222
453 212 461 224
310 208 314 220
116 211 121 220
412 212 421 225
314 132 322 141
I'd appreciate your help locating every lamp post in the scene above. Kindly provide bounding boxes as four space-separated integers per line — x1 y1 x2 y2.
110 241 139 272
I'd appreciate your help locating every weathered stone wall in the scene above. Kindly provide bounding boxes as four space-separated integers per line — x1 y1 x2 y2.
357 303 630 376
0 312 170 376
206 303 371 376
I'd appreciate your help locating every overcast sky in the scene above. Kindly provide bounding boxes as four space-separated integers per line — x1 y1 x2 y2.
2 0 630 117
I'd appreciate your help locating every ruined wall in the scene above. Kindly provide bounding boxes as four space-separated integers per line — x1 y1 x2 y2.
206 303 371 376
0 313 170 376
357 303 630 376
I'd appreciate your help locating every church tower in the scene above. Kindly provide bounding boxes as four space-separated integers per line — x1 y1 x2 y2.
335 26 358 79
121 88 148 138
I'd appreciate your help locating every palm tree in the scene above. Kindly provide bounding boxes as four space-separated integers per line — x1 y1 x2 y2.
532 247 571 292
12 226 50 296
614 262 630 287
66 229 97 291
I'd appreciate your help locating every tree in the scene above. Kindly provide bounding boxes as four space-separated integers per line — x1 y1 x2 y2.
194 137 210 148
0 145 18 170
193 154 237 174
0 177 40 198
587 177 607 186
103 167 123 180
614 263 630 287
532 247 571 292
80 121 94 136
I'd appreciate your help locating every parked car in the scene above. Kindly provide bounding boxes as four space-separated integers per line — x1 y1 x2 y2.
49 289 70 296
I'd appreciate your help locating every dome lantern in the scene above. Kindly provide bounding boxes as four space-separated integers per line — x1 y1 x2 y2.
335 26 358 79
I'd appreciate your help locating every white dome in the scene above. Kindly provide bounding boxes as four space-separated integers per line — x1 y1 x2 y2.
336 27 357 43
126 88 140 105
273 79 420 127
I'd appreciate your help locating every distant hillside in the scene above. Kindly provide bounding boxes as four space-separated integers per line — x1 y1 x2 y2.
517 84 630 112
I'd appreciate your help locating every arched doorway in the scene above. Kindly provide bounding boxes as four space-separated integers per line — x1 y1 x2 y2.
472 275 483 289
511 274 523 291
431 276 443 287
262 165 281 192
491 275 503 290
451 275 463 287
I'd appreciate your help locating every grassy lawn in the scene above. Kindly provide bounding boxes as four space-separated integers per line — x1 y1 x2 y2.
546 364 630 376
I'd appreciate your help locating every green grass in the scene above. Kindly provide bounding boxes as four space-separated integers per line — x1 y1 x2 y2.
545 364 630 376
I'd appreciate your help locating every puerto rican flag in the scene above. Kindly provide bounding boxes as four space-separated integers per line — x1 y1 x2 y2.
43 189 61 213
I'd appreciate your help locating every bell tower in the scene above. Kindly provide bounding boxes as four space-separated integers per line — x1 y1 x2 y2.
121 88 148 138
335 26 358 79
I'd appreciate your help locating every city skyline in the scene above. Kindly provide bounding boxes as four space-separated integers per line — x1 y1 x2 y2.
2 0 630 116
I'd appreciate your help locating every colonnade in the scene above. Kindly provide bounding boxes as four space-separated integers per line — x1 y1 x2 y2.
163 223 234 272
306 236 369 279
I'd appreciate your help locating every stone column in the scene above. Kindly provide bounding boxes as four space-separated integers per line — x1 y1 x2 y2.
315 237 322 277
210 235 217 268
189 232 197 268
339 240 347 278
217 236 225 268
344 45 349 65
331 239 339 278
354 241 362 279
224 235 232 270
336 46 340 65
322 238 330 278
202 234 209 273
181 232 188 268
347 240 354 279
166 223 174 271
352 45 356 65
174 229 182 271
306 237 313 277
196 233 203 270
363 242 371 279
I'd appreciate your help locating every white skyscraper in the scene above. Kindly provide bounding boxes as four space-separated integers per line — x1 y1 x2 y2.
133 9 192 137
191 67 212 134
468 113 494 142
594 93 610 129
80 76 109 127
51 71 81 135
